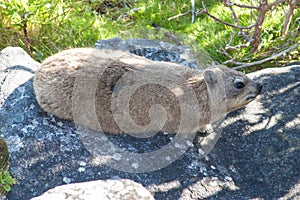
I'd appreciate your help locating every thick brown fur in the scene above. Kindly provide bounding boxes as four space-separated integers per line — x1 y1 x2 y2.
34 48 261 134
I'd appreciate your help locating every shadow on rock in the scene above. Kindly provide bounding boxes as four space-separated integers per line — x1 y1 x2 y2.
205 66 300 199
1 77 205 199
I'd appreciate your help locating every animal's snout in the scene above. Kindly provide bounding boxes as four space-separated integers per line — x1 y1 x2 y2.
256 83 263 94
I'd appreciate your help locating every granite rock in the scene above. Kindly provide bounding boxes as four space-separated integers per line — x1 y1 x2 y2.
31 179 154 200
0 45 299 200
95 38 203 70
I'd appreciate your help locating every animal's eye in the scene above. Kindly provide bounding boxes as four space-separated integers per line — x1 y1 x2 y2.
234 80 245 89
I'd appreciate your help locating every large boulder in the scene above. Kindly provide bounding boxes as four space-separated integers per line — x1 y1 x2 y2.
31 179 154 200
0 44 299 200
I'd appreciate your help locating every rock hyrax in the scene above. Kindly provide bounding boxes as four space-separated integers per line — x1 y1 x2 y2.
34 48 262 135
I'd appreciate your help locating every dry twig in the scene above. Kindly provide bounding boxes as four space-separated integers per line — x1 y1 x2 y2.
226 40 253 50
223 0 259 9
231 43 299 70
21 12 32 56
168 10 192 21
281 0 300 38
196 8 256 29
217 48 233 58
199 0 292 53
168 0 298 67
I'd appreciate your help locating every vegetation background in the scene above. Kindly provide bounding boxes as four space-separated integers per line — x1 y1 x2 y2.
0 0 299 70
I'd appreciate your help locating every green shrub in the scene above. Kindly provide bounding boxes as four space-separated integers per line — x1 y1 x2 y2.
0 138 15 196
0 0 299 67
0 0 116 61
0 171 16 196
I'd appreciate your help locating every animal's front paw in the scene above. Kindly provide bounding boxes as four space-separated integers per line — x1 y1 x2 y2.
196 130 209 137
196 124 214 137
194 124 221 158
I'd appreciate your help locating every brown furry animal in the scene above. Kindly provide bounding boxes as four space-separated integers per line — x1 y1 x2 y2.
34 48 261 135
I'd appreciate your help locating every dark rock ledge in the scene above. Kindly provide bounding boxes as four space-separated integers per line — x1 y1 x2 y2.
0 44 299 200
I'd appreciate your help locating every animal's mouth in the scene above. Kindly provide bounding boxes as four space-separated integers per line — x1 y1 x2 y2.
245 94 258 102
245 83 262 102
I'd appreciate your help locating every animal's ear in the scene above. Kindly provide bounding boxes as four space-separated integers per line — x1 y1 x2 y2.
204 70 218 86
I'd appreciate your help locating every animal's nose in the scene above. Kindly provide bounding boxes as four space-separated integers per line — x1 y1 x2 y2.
257 83 263 94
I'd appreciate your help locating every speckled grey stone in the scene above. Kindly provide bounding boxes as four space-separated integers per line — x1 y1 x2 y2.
95 38 203 70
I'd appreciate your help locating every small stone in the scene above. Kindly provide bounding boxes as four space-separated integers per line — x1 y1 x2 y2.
78 161 87 166
224 176 233 181
21 127 27 133
132 163 139 169
42 119 49 126
35 131 45 141
200 165 207 173
28 104 35 110
78 167 85 173
57 121 63 127
229 165 237 173
100 136 108 141
186 140 194 147
62 177 71 184
175 142 186 149
112 153 122 161
198 148 205 156
165 156 171 161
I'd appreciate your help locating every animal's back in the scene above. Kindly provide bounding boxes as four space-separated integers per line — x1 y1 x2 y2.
34 48 202 134
34 48 127 120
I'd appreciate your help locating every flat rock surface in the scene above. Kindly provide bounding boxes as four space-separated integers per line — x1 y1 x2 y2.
0 46 299 200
